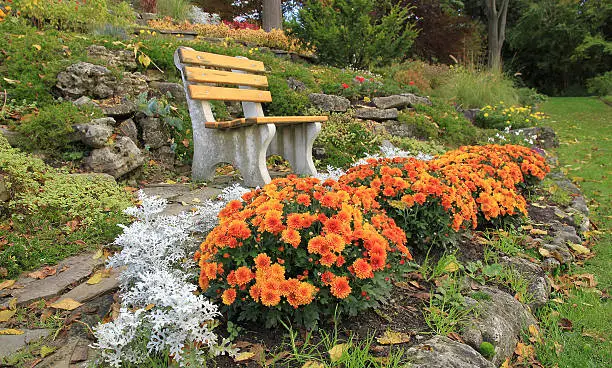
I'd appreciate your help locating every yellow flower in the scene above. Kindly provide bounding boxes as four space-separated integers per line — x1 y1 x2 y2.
484 113 489 117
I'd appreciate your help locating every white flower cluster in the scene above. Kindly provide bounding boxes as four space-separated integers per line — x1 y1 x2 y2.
487 128 537 145
189 6 221 25
91 190 248 367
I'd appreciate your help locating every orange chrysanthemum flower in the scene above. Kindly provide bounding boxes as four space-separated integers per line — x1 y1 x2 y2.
234 266 254 285
222 288 237 305
282 228 302 248
254 253 272 270
353 258 374 279
330 276 351 299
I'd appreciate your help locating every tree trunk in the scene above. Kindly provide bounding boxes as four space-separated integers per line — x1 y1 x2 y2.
485 0 509 72
263 0 283 32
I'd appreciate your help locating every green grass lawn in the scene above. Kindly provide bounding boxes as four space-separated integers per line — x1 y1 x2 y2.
536 97 611 367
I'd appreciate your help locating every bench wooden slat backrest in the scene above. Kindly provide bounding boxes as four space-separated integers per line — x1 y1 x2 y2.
178 48 271 104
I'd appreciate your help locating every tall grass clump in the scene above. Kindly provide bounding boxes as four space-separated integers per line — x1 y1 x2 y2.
156 0 190 21
433 65 519 108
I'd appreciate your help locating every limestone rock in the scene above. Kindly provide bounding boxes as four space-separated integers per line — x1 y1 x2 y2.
114 72 149 97
382 118 433 139
355 108 398 121
139 117 170 149
151 145 176 167
0 329 52 358
0 127 21 146
56 62 116 100
84 136 144 178
62 267 120 303
500 256 550 309
308 93 350 112
72 96 99 108
541 243 574 265
0 175 9 202
372 95 412 109
541 257 561 272
102 100 137 119
287 77 307 92
461 108 481 122
149 81 186 102
405 335 495 368
401 93 432 106
118 118 139 144
87 45 138 71
72 123 113 148
0 252 105 307
462 286 538 367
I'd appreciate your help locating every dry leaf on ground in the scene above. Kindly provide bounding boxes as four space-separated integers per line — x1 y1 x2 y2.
302 361 325 368
50 298 82 311
0 328 24 335
328 343 348 362
0 279 15 290
0 309 16 322
568 242 590 255
28 266 57 279
377 330 411 345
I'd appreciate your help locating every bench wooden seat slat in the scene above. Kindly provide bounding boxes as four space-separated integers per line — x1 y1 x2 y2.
179 49 266 73
188 85 273 103
204 118 252 129
184 66 269 88
245 116 329 125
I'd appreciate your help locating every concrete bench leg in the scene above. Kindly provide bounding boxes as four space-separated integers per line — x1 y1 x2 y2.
268 123 321 177
191 124 275 187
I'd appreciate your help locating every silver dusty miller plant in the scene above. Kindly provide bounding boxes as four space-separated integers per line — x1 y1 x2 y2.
92 186 249 367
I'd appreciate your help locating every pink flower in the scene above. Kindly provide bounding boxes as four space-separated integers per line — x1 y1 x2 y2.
409 81 415 85
355 76 365 83
342 83 350 89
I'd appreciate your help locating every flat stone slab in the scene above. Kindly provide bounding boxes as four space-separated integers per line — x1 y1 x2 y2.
61 268 120 304
405 335 494 368
0 329 51 358
355 108 399 121
142 183 192 201
1 252 104 307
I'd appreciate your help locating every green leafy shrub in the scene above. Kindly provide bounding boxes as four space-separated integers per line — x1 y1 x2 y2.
387 136 446 157
0 135 132 278
384 60 451 93
314 113 380 168
289 0 418 68
15 101 103 152
474 103 548 131
13 0 133 32
516 87 548 106
433 65 519 108
586 71 612 97
413 99 485 147
265 74 312 117
396 110 440 140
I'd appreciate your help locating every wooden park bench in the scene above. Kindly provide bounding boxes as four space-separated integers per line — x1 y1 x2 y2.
174 47 327 187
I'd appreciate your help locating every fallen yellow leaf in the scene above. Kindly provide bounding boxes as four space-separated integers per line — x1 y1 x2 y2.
528 324 541 343
568 242 590 255
86 272 104 285
0 309 16 322
538 248 552 258
92 249 103 260
328 343 348 362
144 303 155 311
50 298 82 311
443 261 460 273
0 279 15 290
302 361 325 368
377 330 411 345
32 44 41 50
530 229 548 236
233 351 255 362
40 345 56 358
0 328 24 335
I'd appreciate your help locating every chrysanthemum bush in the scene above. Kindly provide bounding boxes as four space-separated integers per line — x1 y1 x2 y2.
199 145 549 328
197 176 413 328
340 144 549 249
92 185 250 367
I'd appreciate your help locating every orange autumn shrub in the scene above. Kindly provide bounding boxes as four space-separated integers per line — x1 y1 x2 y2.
197 176 413 328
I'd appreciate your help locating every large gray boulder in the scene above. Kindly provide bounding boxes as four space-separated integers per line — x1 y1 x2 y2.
405 336 494 368
355 108 398 121
462 286 538 367
56 62 116 100
373 94 432 109
84 136 144 178
511 126 559 149
500 256 550 309
118 118 139 145
139 117 170 149
308 93 350 112
73 124 113 148
401 93 432 106
87 45 138 71
114 72 149 97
